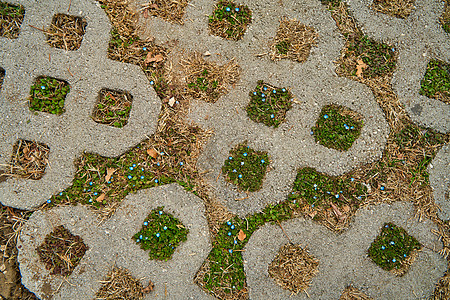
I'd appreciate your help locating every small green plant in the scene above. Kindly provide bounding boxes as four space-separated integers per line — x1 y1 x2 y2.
311 105 363 151
343 35 396 78
419 59 450 104
133 207 188 261
246 81 293 128
222 142 269 192
208 0 252 40
275 41 290 55
92 89 133 128
288 167 366 208
36 225 88 276
29 76 70 115
187 69 219 99
368 223 421 272
0 1 25 39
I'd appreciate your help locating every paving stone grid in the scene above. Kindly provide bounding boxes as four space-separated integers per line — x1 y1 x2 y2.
0 0 448 299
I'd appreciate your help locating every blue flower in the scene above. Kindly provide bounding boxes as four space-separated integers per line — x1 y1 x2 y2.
155 179 159 183
107 181 111 184
261 159 265 163
313 196 317 199
136 239 140 243
403 254 407 257
282 88 286 92
144 221 148 226
89 199 93 203
157 163 160 166
141 168 144 171
241 161 244 165
385 224 389 228
390 241 395 245
156 233 160 237
89 182 93 186
40 85 47 90
179 162 184 166
238 174 242 178
129 167 134 171
234 240 238 244
150 81 154 85
94 192 98 196
380 186 385 191
128 175 132 179
381 246 385 250
310 131 314 135
47 199 51 203
323 114 329 119
263 86 267 91
159 211 163 215
350 178 355 182
243 153 247 156
227 221 232 226
233 169 237 173
253 92 257 95
139 235 143 239
273 90 276 94
335 194 339 198
261 93 265 97
392 258 396 263
262 98 265 102
143 47 147 51
59 192 63 196
225 7 231 12
235 7 239 12
163 226 167 230
160 152 164 155
231 225 235 229
140 176 145 180
229 156 233 160
270 114 274 119
228 232 232 236
229 249 233 253
133 164 136 167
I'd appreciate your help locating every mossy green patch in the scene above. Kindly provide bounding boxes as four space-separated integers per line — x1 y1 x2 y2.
419 59 450 104
133 207 188 261
342 35 396 78
208 0 252 40
29 76 70 115
92 89 133 128
246 81 293 128
222 142 269 192
312 104 363 151
368 222 421 272
36 225 88 276
0 1 25 39
187 69 220 100
288 167 366 208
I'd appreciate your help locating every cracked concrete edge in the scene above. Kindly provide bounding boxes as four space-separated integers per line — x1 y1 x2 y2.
243 201 446 299
0 0 161 210
17 183 213 300
429 144 450 220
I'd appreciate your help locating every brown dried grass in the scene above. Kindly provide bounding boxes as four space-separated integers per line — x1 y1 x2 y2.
46 14 87 51
371 0 416 19
95 265 151 300
269 18 318 63
339 286 373 300
182 52 240 103
268 244 319 295
141 0 190 25
433 268 450 300
1 140 50 181
0 3 25 39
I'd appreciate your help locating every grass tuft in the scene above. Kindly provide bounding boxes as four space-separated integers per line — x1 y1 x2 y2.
208 0 252 41
268 244 319 295
36 225 88 276
339 286 373 300
371 0 415 19
222 142 269 192
311 104 363 151
29 76 70 115
0 1 24 39
368 222 421 275
133 207 188 261
46 14 87 51
246 80 293 128
441 0 450 33
419 59 450 104
269 18 318 63
141 0 190 25
92 89 133 128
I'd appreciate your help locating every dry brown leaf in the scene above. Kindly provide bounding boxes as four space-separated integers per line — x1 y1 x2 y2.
145 53 164 64
238 229 246 241
142 281 154 293
356 59 367 78
105 167 116 182
147 148 158 159
342 205 350 213
330 202 346 221
96 193 106 202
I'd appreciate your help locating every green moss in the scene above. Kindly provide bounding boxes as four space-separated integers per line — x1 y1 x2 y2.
222 142 269 192
36 225 88 276
288 167 366 207
311 105 363 151
29 76 70 115
246 81 293 128
368 223 421 271
345 35 396 78
0 1 25 39
419 59 450 103
208 0 252 40
187 69 219 99
133 207 188 261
